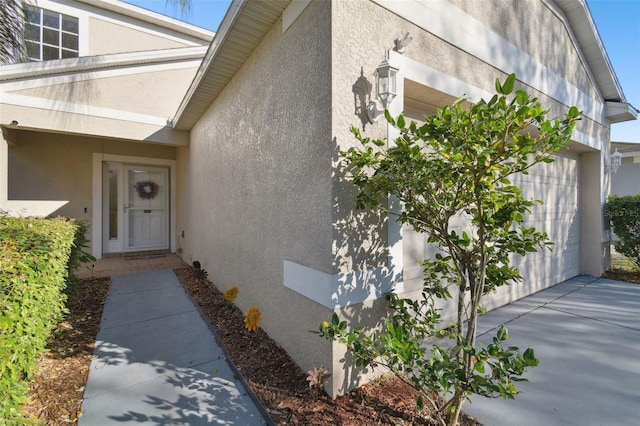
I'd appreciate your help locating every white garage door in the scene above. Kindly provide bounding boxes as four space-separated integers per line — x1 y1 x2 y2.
401 150 581 311
509 150 580 297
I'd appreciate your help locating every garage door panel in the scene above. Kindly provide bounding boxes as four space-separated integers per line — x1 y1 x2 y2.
402 151 581 312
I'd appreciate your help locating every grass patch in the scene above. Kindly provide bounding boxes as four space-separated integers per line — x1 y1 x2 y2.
604 252 640 284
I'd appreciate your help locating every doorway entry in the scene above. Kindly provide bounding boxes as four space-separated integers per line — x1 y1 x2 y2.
103 162 169 254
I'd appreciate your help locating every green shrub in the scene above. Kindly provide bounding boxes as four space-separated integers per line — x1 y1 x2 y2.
0 216 79 424
606 193 640 269
66 219 95 286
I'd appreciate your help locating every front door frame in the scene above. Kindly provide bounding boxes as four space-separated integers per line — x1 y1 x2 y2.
92 153 176 259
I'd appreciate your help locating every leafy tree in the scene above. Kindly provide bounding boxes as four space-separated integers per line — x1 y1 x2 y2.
0 0 25 64
319 74 580 426
606 193 640 268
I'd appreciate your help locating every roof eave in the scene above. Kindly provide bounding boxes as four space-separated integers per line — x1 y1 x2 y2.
554 0 626 103
172 0 292 130
605 102 639 124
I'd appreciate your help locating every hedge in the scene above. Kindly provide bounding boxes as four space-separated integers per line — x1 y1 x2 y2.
606 193 640 269
0 216 88 424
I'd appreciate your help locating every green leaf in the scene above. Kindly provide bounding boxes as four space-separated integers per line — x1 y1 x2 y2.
502 73 516 95
384 109 394 125
397 114 406 128
515 90 528 106
497 325 508 341
523 347 539 366
568 106 580 118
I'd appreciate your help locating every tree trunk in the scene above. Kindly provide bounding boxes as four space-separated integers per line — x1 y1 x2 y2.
445 391 465 426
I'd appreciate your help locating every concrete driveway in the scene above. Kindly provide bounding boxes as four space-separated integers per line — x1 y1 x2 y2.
463 276 640 426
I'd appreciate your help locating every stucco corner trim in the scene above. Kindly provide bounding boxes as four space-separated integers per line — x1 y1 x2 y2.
283 260 402 309
282 0 311 33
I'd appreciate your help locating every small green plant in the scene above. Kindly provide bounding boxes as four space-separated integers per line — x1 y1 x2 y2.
306 366 330 396
320 74 579 425
66 219 96 285
606 193 640 269
192 260 208 281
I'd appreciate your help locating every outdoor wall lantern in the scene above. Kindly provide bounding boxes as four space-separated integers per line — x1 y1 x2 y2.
366 58 399 123
609 149 623 173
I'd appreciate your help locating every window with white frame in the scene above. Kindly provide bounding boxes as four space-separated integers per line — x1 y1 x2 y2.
24 6 79 61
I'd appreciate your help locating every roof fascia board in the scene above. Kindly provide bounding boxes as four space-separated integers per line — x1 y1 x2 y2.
171 0 247 129
553 0 626 103
172 0 292 130
0 46 208 81
605 102 639 124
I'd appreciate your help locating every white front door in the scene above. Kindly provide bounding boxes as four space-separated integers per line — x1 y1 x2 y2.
103 163 169 253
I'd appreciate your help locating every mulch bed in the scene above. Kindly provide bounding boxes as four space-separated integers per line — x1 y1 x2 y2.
174 267 479 426
23 268 483 425
23 277 111 424
602 269 640 284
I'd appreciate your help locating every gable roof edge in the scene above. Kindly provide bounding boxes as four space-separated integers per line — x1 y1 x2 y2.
76 0 215 42
553 0 626 104
172 0 292 130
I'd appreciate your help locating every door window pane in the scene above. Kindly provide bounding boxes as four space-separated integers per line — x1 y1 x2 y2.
108 170 118 240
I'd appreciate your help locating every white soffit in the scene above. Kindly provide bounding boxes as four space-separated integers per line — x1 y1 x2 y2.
173 0 292 130
554 0 626 103
605 102 639 124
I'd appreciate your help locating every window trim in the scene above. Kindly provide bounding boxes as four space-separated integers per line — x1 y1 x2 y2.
25 5 79 61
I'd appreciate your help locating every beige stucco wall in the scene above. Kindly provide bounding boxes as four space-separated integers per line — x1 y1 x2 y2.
6 131 175 244
328 0 611 396
10 68 198 119
1 61 199 145
88 18 194 55
449 0 598 100
178 0 334 388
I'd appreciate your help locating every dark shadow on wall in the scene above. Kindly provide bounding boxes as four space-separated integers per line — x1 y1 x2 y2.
330 141 401 394
352 67 374 130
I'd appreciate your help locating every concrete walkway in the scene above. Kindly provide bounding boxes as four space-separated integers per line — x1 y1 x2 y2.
79 269 269 425
464 276 640 426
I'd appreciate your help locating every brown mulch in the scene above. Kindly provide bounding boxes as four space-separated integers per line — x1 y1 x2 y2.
602 269 640 284
174 267 479 426
22 268 481 425
23 277 111 424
